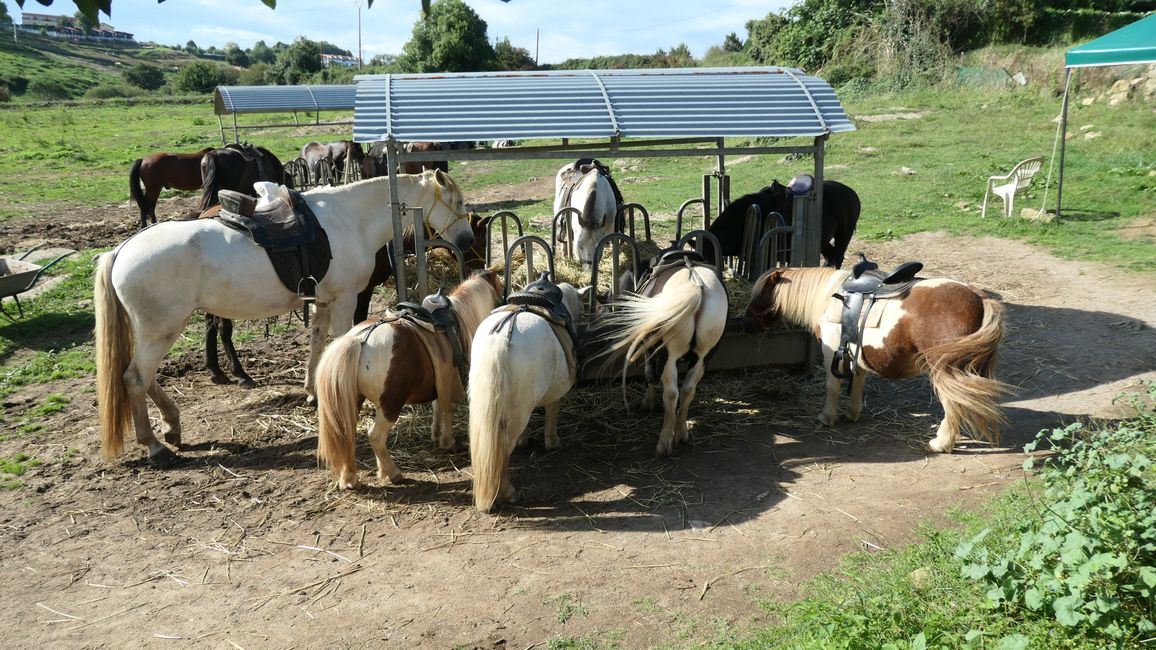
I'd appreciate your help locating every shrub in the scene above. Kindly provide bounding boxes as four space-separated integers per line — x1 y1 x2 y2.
123 63 165 91
27 78 72 101
174 60 225 94
1 75 29 94
0 86 9 103
84 84 145 99
957 383 1156 644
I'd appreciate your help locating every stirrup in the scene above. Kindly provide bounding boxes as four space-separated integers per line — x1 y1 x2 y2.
297 276 319 303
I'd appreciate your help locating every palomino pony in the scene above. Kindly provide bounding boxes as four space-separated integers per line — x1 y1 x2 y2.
316 270 504 489
592 249 728 457
553 159 623 265
95 169 475 464
469 279 582 512
129 147 213 229
743 266 1009 453
704 175 861 269
198 144 291 213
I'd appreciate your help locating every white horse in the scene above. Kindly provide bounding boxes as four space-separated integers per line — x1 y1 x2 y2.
553 160 619 265
595 259 728 457
469 282 582 512
95 170 475 464
315 270 503 489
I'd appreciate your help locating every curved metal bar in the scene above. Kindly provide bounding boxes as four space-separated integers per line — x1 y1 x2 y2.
485 210 524 266
502 234 555 300
754 225 795 279
589 232 641 314
551 206 581 260
616 202 651 242
677 229 723 274
675 197 705 242
422 239 467 285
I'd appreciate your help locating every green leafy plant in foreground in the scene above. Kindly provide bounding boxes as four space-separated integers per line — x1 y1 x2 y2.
958 382 1156 644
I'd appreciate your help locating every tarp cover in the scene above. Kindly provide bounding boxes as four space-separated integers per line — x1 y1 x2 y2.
1065 14 1156 68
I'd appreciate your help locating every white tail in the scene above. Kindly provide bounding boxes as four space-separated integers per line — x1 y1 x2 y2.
604 272 704 365
94 251 133 460
469 334 515 512
315 334 364 483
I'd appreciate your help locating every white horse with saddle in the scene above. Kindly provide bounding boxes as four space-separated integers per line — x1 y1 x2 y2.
553 159 623 265
96 169 475 464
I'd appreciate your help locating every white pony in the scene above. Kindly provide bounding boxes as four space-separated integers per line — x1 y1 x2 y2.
553 160 619 265
95 170 475 464
595 256 728 457
314 270 503 489
468 282 582 512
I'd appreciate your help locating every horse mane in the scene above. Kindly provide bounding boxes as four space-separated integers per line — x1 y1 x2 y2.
759 267 847 328
448 270 501 351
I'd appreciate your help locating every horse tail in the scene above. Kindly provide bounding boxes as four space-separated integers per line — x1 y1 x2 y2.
197 151 219 212
602 271 704 367
129 158 147 221
95 249 133 460
469 333 514 512
315 332 364 486
922 295 1011 445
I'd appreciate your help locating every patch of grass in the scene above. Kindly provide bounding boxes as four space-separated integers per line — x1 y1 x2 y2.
0 452 41 490
548 592 589 625
28 393 69 417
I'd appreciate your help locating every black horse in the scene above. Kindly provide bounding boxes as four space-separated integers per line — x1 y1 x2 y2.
703 176 861 269
198 143 292 213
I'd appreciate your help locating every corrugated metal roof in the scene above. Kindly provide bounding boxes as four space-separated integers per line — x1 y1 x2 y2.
214 85 356 115
352 67 853 143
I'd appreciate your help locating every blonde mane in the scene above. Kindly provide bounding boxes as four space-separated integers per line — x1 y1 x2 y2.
764 267 848 328
448 271 502 351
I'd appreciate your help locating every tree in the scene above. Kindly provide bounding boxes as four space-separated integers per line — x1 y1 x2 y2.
185 39 199 54
174 60 224 94
123 63 166 90
238 63 269 85
267 37 322 85
225 43 251 67
0 2 13 25
493 37 534 70
722 32 743 53
249 40 276 65
73 9 97 33
397 0 495 73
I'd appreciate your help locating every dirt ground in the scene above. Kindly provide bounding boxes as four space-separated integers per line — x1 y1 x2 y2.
1 192 1155 650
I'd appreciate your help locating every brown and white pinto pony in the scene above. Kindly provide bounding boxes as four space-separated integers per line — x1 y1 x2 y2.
315 270 503 489
743 267 1010 453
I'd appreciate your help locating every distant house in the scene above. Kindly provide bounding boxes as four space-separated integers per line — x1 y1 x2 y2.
321 53 361 68
18 12 134 42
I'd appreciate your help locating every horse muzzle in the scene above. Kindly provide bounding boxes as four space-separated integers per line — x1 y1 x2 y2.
451 231 476 255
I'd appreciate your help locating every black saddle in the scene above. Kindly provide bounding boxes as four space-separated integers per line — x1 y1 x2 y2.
831 254 924 379
506 272 574 335
216 188 332 300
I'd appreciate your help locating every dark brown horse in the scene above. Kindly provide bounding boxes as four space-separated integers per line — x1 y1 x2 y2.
129 147 213 229
361 141 451 178
198 144 292 213
300 140 365 184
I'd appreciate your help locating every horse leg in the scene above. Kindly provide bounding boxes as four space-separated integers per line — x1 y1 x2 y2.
367 407 403 484
304 303 333 404
204 314 230 385
124 339 179 464
219 318 256 388
630 355 659 412
929 400 963 453
543 400 562 450
846 367 868 422
147 380 182 448
146 186 161 226
817 337 841 426
655 355 680 458
431 399 458 451
674 357 707 446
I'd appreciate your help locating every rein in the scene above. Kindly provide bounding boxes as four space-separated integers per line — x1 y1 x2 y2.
422 182 469 242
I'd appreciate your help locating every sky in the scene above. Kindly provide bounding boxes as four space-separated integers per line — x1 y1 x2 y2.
9 0 791 65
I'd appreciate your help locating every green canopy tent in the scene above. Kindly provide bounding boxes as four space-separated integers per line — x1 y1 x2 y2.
1056 14 1156 217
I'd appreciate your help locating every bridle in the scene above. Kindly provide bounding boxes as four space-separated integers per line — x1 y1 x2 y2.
421 180 470 242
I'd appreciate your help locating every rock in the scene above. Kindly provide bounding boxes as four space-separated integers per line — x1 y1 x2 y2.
1081 97 1095 106
1084 131 1102 140
895 166 916 176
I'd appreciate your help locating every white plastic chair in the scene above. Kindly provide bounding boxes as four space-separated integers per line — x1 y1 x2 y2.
982 156 1043 218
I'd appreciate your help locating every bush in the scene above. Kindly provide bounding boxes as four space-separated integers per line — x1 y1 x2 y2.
84 84 145 99
958 383 1156 644
27 78 72 101
174 60 224 94
0 75 29 94
123 63 165 91
0 86 9 103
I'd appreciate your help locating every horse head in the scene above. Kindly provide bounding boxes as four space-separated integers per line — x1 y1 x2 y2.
420 169 475 254
570 169 616 266
743 269 787 332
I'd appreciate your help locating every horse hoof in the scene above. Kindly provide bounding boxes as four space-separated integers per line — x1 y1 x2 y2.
655 442 674 458
163 430 183 448
437 439 459 452
305 394 318 408
928 439 952 454
236 377 257 389
210 374 231 385
149 446 180 467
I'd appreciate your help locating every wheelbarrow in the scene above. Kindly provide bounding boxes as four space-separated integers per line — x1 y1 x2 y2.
0 245 75 321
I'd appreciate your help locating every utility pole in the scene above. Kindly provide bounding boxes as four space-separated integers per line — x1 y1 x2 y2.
535 28 539 67
357 0 363 69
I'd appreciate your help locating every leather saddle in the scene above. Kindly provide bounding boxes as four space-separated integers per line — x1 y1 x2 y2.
379 289 468 379
635 247 718 298
492 272 578 370
215 187 332 300
831 254 924 379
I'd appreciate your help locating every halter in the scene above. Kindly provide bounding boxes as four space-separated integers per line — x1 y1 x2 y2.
421 181 470 242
